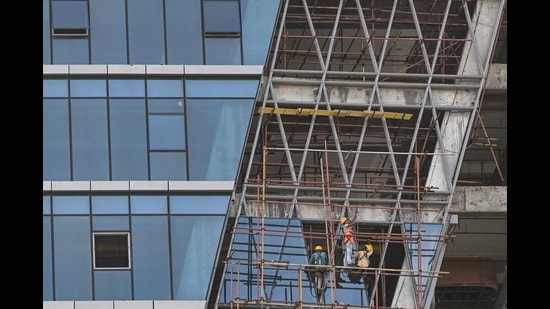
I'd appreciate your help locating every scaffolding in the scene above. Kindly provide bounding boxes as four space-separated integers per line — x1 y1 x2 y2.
211 0 506 308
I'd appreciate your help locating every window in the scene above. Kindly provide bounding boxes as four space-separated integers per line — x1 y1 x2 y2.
93 233 131 269
51 1 89 37
203 0 240 37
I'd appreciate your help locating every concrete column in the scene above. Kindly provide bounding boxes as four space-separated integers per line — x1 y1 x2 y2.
425 0 504 193
395 1 505 308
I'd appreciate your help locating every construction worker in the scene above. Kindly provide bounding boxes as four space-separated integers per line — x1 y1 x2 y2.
340 217 356 268
309 245 328 267
309 245 328 303
351 240 374 299
352 240 374 268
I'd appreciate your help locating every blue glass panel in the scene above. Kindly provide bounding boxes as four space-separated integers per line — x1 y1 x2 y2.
43 217 53 300
89 0 127 64
43 99 71 180
110 99 149 180
94 270 132 300
165 0 203 64
51 1 89 28
44 196 51 215
70 80 107 97
53 216 93 300
71 99 109 180
150 152 187 181
43 80 68 97
187 99 254 180
171 216 224 300
170 195 230 214
109 80 145 97
127 0 165 64
185 80 259 98
333 281 369 305
224 217 376 306
203 0 240 33
93 216 130 231
92 196 129 214
52 38 89 64
219 217 320 304
241 0 281 65
149 115 185 150
131 216 171 299
404 223 443 293
147 80 184 97
130 196 168 214
204 38 241 65
44 0 51 64
148 99 185 113
52 196 89 215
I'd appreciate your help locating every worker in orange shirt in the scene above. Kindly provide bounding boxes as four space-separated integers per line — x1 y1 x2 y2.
340 216 356 268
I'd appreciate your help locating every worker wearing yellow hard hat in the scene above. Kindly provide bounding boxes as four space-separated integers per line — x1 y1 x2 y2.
309 244 328 302
340 216 356 282
352 239 374 268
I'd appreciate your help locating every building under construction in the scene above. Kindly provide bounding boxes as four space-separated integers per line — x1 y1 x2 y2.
208 1 506 308
42 0 506 308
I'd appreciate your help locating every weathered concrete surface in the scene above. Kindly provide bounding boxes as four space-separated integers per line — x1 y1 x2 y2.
485 64 507 93
230 186 506 218
267 62 504 106
424 0 505 198
451 186 506 212
269 83 478 107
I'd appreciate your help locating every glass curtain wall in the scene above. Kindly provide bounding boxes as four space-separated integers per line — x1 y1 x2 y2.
43 78 259 181
43 193 230 300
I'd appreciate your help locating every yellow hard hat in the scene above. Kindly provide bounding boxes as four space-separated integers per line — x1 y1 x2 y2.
315 245 323 251
340 217 347 224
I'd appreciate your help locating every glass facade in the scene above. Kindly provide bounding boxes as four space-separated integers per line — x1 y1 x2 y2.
43 193 230 300
43 77 259 181
43 0 280 304
43 0 280 65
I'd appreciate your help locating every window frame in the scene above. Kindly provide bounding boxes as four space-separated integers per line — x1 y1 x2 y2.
92 232 132 270
202 0 241 38
51 0 90 38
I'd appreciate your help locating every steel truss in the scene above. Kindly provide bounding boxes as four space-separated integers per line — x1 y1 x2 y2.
213 0 506 308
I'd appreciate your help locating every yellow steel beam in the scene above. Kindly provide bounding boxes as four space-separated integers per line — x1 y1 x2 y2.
257 107 413 120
